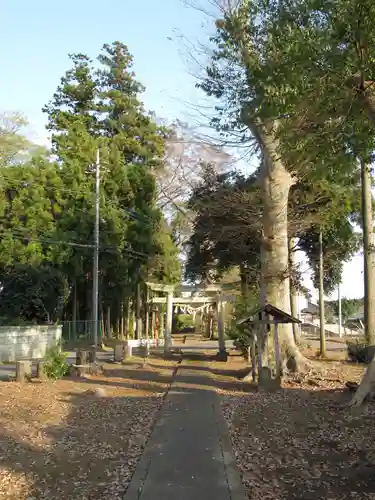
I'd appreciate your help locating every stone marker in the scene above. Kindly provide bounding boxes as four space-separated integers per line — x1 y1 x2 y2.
36 360 48 381
141 343 150 358
85 387 107 397
114 343 124 362
76 350 90 366
122 343 133 361
88 349 96 363
258 366 280 391
16 360 32 382
73 362 104 377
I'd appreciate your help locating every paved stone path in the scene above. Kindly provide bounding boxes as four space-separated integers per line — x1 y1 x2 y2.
124 359 247 500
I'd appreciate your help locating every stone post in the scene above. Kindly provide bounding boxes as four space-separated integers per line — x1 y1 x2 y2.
16 360 32 382
36 361 48 381
114 343 124 362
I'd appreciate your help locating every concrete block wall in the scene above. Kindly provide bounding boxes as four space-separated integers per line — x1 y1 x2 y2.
0 325 62 362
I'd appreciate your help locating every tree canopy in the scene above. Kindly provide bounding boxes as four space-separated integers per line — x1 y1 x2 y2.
0 42 181 326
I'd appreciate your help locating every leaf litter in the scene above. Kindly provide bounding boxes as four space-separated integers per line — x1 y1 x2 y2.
0 358 176 499
220 359 375 500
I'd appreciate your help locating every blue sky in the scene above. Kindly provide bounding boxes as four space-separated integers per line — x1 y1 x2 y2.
1 0 207 141
0 0 364 299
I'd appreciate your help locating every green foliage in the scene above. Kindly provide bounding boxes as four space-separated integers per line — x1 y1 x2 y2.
327 298 364 324
0 40 180 329
186 166 261 285
0 264 67 324
226 293 259 356
347 340 375 364
43 343 70 380
194 1 364 303
173 314 195 333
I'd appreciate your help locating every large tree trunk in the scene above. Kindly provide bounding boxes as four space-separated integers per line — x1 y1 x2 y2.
361 162 375 345
318 229 326 356
349 162 375 406
356 82 375 129
260 123 309 372
135 284 142 339
288 237 299 343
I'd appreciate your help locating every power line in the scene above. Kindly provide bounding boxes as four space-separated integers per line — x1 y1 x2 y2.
0 229 153 261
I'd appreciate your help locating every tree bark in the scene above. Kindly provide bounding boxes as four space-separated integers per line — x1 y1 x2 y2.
144 286 150 339
120 301 125 339
361 161 375 345
106 306 111 339
72 278 78 339
357 84 375 130
318 229 326 357
239 263 248 297
350 162 375 406
125 299 131 339
288 237 299 343
135 283 143 339
259 122 309 372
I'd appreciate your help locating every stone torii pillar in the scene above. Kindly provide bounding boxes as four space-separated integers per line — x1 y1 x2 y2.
164 290 173 353
216 294 228 361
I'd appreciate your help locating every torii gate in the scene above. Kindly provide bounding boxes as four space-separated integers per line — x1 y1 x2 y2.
145 282 234 361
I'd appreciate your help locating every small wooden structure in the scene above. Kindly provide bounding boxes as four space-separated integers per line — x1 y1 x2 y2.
237 303 301 388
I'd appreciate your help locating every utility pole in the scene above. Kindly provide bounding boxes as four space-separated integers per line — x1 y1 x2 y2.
338 283 342 338
319 229 326 357
92 149 100 348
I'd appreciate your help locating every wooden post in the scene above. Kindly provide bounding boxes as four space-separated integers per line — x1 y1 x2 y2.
158 308 163 347
251 336 257 383
257 316 263 382
72 278 77 339
274 322 281 378
16 360 32 382
151 309 156 339
135 283 143 339
125 299 131 339
131 301 136 338
264 314 269 367
145 286 150 340
107 305 111 339
120 301 125 339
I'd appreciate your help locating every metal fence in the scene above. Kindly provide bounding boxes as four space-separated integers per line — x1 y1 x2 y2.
62 320 102 345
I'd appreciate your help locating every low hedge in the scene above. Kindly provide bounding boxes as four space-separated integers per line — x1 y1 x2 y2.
347 341 375 364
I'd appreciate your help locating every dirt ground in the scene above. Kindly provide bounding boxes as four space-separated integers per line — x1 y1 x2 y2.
0 356 177 500
218 349 375 500
2 345 375 500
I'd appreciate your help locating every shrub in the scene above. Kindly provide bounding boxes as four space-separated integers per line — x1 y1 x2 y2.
227 294 259 356
43 343 70 380
347 340 375 364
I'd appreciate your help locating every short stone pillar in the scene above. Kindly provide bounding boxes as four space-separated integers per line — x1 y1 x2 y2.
76 350 90 365
36 361 48 381
114 343 124 362
141 343 150 358
122 342 133 361
16 360 32 382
